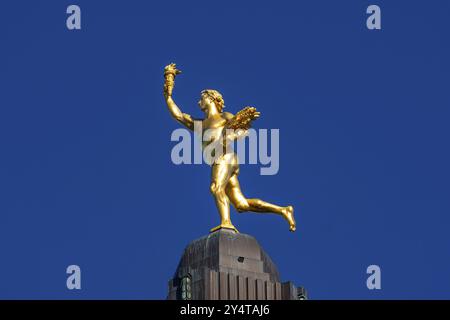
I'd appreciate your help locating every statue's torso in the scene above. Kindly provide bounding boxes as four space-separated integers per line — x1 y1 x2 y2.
200 113 235 159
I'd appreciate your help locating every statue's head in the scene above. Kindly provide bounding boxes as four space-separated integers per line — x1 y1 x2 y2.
198 89 224 113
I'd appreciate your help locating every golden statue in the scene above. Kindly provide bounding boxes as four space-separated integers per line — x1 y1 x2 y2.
163 63 296 233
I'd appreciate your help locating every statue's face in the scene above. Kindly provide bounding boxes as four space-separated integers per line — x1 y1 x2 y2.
198 94 212 112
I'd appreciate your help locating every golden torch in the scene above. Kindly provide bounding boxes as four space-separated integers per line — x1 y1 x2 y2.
164 63 182 97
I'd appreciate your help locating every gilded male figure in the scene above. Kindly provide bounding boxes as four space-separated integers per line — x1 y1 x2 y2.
163 63 296 233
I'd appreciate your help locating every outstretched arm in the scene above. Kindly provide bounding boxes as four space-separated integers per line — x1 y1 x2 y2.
163 63 195 130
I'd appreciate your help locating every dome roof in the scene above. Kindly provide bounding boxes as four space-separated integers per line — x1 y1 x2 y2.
174 228 280 283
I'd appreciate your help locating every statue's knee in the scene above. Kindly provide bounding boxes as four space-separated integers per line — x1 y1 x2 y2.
253 199 263 206
210 183 217 195
210 182 224 195
235 201 249 212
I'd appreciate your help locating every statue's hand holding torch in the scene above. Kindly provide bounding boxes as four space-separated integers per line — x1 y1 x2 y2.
164 63 182 99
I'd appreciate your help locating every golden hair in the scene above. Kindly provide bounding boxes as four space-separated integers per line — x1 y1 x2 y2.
201 89 225 112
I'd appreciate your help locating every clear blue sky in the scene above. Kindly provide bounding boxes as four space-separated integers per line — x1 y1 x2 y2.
1 0 449 299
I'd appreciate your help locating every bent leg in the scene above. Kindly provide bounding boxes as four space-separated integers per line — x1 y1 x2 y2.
226 174 296 231
226 174 284 213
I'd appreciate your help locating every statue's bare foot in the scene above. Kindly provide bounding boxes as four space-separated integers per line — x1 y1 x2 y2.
282 206 296 232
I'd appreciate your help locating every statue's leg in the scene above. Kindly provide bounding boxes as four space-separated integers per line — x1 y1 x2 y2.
226 174 296 232
209 161 237 233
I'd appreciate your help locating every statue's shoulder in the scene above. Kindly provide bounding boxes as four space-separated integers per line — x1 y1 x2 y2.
222 112 234 120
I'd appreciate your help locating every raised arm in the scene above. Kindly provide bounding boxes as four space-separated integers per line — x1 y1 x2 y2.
163 63 195 130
